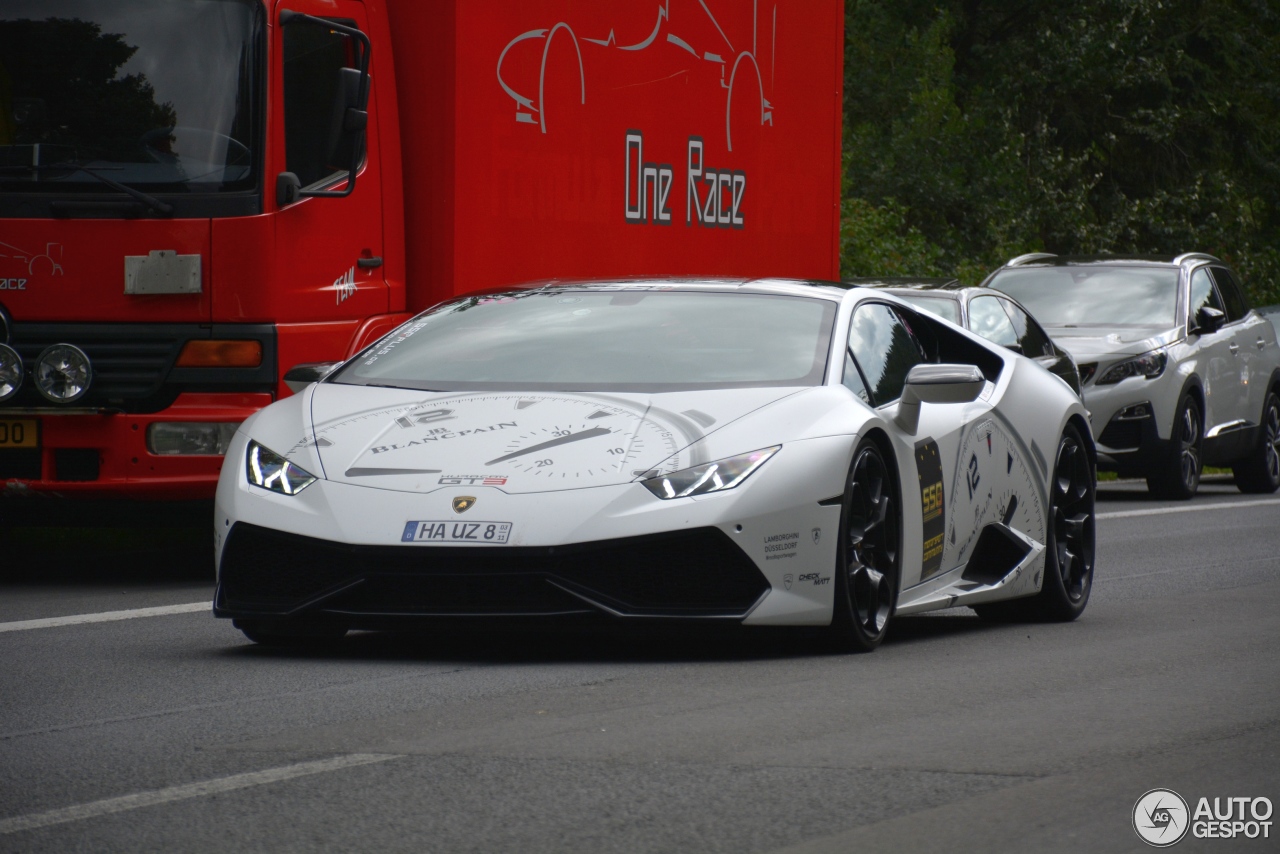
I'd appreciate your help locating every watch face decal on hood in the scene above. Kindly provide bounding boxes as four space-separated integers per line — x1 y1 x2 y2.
293 386 809 494
295 387 808 494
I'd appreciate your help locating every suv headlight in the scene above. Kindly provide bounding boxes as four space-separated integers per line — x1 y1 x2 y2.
641 446 779 499
246 441 318 495
1096 349 1167 385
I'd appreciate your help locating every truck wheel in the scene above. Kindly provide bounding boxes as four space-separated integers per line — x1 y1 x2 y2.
1147 394 1201 500
1233 392 1280 494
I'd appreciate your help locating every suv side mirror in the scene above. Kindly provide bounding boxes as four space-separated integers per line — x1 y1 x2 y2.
1194 305 1226 335
894 364 986 434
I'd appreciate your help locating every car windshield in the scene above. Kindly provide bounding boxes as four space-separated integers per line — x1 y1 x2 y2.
0 0 261 192
892 294 960 325
987 266 1179 326
333 289 837 392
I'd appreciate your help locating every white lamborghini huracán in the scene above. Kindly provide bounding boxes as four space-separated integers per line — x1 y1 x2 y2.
214 278 1096 651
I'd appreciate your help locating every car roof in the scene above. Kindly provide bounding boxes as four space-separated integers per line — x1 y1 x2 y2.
996 252 1221 269
842 276 965 291
466 276 853 302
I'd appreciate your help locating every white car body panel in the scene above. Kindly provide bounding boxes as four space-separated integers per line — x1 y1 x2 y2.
214 281 1091 634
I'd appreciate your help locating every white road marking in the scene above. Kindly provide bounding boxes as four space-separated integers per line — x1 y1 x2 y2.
1097 498 1280 520
0 601 211 634
0 754 402 835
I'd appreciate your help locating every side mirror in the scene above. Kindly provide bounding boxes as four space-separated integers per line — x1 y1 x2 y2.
1194 305 1226 335
894 363 986 434
283 361 343 394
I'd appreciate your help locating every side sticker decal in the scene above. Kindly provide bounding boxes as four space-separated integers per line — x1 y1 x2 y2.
916 438 945 580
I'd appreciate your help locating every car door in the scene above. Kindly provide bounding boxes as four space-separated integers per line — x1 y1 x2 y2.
845 301 991 589
1212 267 1274 429
1191 266 1247 434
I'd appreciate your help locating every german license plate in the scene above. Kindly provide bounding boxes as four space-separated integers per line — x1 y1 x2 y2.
401 520 513 544
0 418 38 449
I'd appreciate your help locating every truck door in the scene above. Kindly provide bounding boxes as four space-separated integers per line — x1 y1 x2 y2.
270 0 386 326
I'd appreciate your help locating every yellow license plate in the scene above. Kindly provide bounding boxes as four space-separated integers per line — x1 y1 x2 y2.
0 418 38 449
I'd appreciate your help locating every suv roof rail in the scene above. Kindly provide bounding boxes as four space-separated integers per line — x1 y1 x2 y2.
1006 252 1057 267
1173 252 1221 266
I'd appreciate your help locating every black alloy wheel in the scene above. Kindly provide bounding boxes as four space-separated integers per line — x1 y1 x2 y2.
1148 394 1202 500
1234 391 1280 494
828 439 901 652
976 423 1095 622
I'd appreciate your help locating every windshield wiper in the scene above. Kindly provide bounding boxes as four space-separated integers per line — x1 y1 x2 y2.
0 163 173 216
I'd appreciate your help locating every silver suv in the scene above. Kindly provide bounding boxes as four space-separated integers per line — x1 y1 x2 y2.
983 253 1280 498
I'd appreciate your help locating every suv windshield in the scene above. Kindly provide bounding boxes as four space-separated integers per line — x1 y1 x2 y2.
988 266 1179 327
334 289 837 393
0 0 261 193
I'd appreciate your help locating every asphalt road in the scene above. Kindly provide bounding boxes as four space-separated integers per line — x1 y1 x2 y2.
1 476 1277 853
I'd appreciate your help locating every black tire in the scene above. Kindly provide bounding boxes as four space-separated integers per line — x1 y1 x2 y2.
1147 394 1202 500
976 423 1095 622
234 617 347 647
1233 392 1280 494
827 439 901 652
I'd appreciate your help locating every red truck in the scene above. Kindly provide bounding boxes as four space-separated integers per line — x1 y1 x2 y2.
0 0 844 499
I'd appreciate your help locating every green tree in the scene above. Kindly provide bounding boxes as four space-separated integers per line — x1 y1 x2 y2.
842 0 1280 305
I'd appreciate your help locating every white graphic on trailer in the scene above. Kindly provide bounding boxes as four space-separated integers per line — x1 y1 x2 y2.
496 0 777 150
0 241 64 277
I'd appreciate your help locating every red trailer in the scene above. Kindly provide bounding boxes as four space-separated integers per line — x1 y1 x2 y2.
0 0 844 499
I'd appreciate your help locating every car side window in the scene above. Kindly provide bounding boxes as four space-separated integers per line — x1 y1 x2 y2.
1210 268 1249 322
999 298 1053 357
842 350 872 404
1189 267 1225 324
847 303 927 406
967 296 1019 348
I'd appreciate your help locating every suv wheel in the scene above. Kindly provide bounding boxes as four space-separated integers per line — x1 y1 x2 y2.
1147 394 1202 500
1233 391 1280 494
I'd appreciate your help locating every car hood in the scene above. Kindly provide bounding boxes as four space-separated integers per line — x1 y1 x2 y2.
299 384 809 494
1043 325 1179 360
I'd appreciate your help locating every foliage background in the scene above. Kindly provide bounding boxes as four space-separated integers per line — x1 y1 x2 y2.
840 0 1280 306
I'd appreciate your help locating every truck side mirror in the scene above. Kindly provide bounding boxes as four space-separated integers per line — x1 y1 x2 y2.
1194 305 1226 335
894 364 986 434
277 172 301 206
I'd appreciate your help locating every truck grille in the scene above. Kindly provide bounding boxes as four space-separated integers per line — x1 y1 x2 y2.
1 322 276 412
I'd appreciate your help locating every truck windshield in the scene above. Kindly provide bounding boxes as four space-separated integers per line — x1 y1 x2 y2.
0 0 261 193
333 290 837 393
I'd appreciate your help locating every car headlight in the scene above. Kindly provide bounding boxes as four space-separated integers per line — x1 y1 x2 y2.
1095 350 1167 385
246 440 318 495
641 446 780 499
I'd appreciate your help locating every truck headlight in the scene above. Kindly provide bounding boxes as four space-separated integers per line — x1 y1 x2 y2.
641 446 779 499
1096 349 1167 385
246 441 317 495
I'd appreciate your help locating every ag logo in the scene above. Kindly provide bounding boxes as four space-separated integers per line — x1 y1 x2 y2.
783 573 793 590
1133 788 1190 846
452 496 477 514
811 528 821 545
